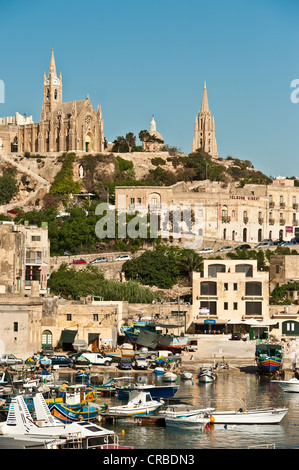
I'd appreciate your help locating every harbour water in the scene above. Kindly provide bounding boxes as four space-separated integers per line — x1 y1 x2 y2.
68 369 299 450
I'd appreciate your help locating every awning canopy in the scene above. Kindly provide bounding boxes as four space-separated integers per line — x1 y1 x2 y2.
193 319 227 324
88 333 100 345
59 329 77 344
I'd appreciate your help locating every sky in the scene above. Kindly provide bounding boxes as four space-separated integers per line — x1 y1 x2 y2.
0 0 298 178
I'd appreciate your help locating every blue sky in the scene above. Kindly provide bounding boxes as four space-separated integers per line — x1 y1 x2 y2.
0 0 298 177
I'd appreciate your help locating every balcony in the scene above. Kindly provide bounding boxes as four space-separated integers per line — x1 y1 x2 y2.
258 217 264 224
293 203 298 210
279 219 286 226
280 202 286 209
269 218 275 225
221 215 231 223
293 219 299 226
243 217 249 224
269 202 275 208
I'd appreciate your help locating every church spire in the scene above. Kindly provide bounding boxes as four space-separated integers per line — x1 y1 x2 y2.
200 81 209 112
49 48 57 77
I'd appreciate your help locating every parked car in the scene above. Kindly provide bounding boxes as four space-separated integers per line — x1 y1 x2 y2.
119 357 132 370
273 239 285 246
64 251 71 256
235 244 251 250
75 352 112 366
198 248 214 254
71 258 86 264
50 355 74 367
255 241 274 248
230 332 242 341
113 254 131 262
134 347 158 360
134 357 148 370
292 237 299 244
0 354 23 366
281 241 295 246
219 246 233 252
90 257 108 264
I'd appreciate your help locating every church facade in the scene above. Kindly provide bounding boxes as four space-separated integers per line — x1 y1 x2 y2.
0 50 105 155
192 82 218 158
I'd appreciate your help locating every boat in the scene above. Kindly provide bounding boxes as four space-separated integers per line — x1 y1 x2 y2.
108 391 163 416
255 342 283 374
115 383 179 400
122 321 188 352
0 393 129 449
165 413 211 428
49 401 106 423
210 407 288 424
162 372 177 382
159 404 214 419
197 366 217 383
180 371 193 380
271 377 299 393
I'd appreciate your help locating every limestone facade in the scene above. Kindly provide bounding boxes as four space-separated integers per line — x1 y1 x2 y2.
269 255 299 293
192 82 218 158
115 178 299 244
0 49 105 155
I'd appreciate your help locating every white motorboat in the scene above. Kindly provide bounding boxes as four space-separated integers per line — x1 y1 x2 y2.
180 371 193 380
197 366 217 383
272 377 299 393
159 404 215 419
165 413 211 428
108 391 163 416
0 393 122 449
210 407 288 424
162 372 177 382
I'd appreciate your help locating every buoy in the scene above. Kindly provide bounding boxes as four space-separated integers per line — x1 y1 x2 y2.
122 429 125 435
210 415 215 424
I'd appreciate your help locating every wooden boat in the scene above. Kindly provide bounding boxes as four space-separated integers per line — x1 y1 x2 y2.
197 366 217 383
50 402 106 423
210 407 288 424
0 393 125 449
108 391 163 416
255 342 283 374
271 377 299 393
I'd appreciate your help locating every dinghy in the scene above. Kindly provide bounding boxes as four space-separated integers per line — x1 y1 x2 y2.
108 391 163 416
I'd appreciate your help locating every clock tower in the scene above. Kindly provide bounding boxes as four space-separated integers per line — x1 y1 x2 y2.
41 48 62 119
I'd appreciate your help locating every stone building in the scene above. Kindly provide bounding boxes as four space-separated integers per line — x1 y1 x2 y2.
0 221 50 295
142 115 164 152
269 255 299 293
191 259 270 334
0 49 105 155
192 82 218 158
115 177 299 244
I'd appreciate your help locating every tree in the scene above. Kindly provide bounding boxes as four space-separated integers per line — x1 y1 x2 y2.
125 132 136 152
111 136 129 153
0 173 18 204
177 249 203 283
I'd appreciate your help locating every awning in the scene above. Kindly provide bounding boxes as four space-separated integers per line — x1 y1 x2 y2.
193 319 227 324
59 329 77 344
88 333 100 345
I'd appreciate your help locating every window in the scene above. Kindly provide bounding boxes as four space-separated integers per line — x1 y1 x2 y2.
245 282 262 296
130 198 135 205
67 314 72 321
13 322 18 332
200 301 217 315
233 283 238 291
152 198 157 206
208 264 226 277
276 265 280 274
31 236 41 242
235 264 253 277
224 302 228 310
245 302 262 315
233 302 238 310
137 198 141 204
93 313 99 322
224 283 228 291
200 281 217 295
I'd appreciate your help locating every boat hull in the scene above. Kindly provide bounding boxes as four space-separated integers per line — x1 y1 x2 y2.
257 357 282 374
211 408 288 424
49 403 103 423
165 415 210 428
272 379 299 393
108 404 163 416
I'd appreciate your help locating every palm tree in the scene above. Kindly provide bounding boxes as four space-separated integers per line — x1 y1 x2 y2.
177 249 203 283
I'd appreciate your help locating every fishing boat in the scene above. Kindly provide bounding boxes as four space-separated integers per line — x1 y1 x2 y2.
115 383 179 400
255 342 283 374
165 413 211 428
49 401 106 423
271 377 299 393
108 391 163 416
159 404 214 419
122 321 188 352
162 372 177 383
210 407 288 424
197 366 217 383
180 371 193 380
154 367 165 375
0 393 129 449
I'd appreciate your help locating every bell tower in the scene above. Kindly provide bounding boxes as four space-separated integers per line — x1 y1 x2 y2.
41 49 62 119
192 82 218 158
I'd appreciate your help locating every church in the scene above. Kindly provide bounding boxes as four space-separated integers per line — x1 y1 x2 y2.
192 82 218 158
0 50 105 154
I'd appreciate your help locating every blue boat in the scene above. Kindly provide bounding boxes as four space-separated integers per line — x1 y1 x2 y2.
256 343 283 374
50 402 106 423
115 383 179 400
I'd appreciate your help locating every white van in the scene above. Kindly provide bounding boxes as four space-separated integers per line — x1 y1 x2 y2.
75 353 112 366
